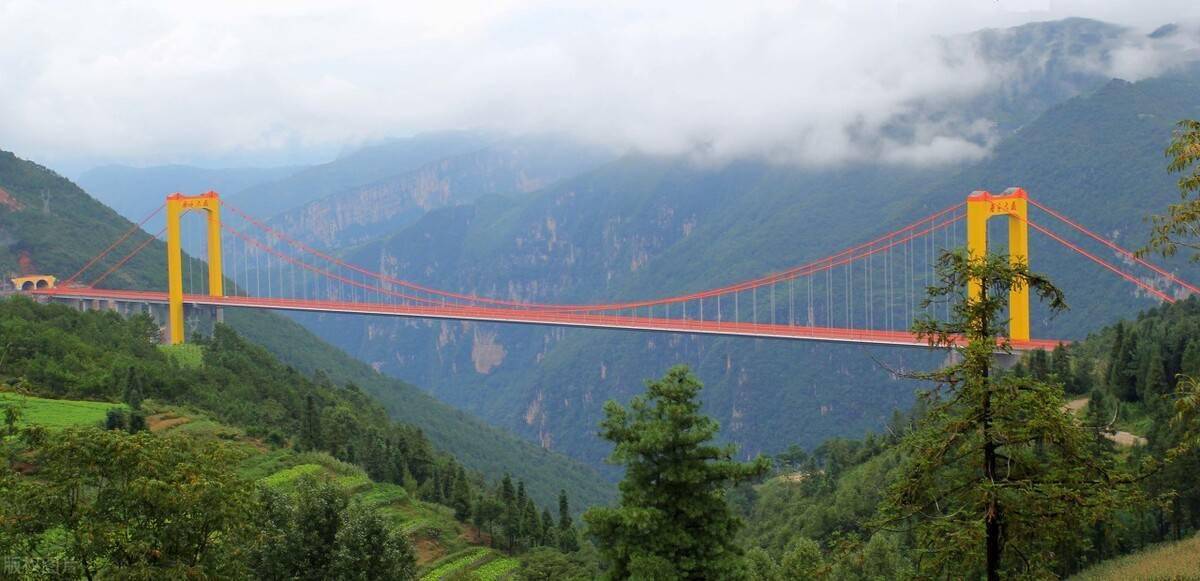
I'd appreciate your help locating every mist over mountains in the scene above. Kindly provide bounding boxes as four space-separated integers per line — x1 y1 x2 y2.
68 18 1200 473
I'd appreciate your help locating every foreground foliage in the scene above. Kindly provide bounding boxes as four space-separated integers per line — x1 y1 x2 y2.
584 366 770 579
1 427 253 578
878 250 1136 579
1145 118 1200 260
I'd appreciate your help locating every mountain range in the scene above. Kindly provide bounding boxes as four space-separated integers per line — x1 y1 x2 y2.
57 18 1200 474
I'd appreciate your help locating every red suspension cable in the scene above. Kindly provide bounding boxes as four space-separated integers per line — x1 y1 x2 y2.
221 223 447 306
223 197 964 314
1027 218 1175 303
65 204 164 286
89 227 167 288
1029 199 1200 295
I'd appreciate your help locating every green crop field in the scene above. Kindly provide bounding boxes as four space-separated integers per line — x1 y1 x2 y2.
259 463 326 489
0 392 124 429
419 548 490 580
158 343 204 369
472 556 519 580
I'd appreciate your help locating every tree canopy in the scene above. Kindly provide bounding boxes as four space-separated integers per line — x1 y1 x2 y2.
584 365 770 580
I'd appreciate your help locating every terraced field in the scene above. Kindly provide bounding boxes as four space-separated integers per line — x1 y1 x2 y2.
420 548 491 580
249 448 473 565
416 548 519 580
471 555 520 580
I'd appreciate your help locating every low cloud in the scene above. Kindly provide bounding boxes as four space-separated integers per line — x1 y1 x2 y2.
1 0 1198 172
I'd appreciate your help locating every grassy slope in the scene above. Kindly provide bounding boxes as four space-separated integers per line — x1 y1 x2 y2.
0 392 124 429
1070 534 1200 580
0 149 613 510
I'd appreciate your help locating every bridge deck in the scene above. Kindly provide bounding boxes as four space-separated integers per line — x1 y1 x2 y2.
34 288 1065 351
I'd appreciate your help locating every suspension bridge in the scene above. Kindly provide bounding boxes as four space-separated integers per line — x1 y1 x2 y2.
24 188 1197 350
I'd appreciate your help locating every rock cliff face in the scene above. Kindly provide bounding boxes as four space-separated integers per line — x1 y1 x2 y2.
267 137 613 250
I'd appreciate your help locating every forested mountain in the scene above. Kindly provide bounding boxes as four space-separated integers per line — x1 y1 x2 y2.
0 148 614 509
958 17 1128 133
289 44 1200 472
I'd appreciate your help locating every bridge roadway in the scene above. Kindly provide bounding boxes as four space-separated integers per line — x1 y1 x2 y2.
33 287 1064 351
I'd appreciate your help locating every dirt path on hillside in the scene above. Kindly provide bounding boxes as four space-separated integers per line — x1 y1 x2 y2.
1065 398 1148 447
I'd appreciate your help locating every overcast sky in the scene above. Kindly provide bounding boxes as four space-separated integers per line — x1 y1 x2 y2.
2 0 1200 176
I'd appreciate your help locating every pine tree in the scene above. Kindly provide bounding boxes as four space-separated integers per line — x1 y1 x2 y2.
877 249 1132 580
540 508 555 547
500 473 519 550
1051 344 1074 393
401 466 418 497
1084 388 1114 445
583 365 770 579
1182 338 1200 377
558 489 579 553
1108 326 1141 402
1074 356 1096 395
522 501 540 548
122 365 145 410
451 468 473 522
300 394 323 451
1028 348 1050 380
500 473 515 504
1140 344 1169 401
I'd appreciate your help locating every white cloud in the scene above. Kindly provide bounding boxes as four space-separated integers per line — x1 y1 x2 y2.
1 0 1198 172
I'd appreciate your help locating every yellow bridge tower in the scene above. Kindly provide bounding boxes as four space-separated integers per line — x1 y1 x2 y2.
166 192 223 345
966 187 1031 342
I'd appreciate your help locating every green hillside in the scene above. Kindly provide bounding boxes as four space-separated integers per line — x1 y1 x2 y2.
0 297 590 578
0 148 613 510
